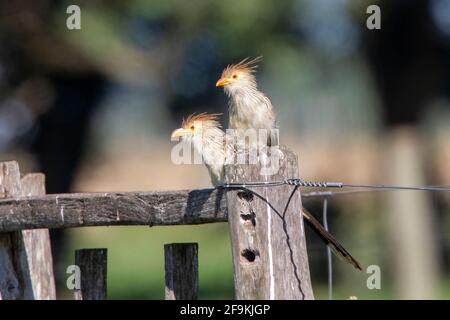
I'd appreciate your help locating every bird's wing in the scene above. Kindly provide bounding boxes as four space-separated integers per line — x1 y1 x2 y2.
262 96 275 121
260 95 277 146
302 207 363 271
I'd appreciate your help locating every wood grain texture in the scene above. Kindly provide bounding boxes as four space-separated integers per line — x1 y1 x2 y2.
74 249 107 300
225 146 314 300
164 243 198 300
1 164 56 300
20 174 56 300
0 188 227 232
0 161 27 299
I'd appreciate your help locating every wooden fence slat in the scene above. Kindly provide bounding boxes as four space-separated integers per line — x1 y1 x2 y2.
0 163 57 300
164 243 198 300
225 146 314 300
74 248 107 300
19 174 56 300
0 188 227 232
0 161 25 299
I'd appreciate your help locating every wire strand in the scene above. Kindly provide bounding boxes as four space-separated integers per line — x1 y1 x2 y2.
223 181 287 188
341 183 450 192
222 179 450 192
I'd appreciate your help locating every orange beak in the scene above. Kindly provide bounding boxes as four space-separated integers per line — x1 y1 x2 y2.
216 78 231 87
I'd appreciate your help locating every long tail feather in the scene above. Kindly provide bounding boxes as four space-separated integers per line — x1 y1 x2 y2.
302 208 363 271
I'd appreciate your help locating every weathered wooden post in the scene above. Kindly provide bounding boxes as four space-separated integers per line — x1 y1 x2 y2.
225 146 313 299
0 161 56 299
20 173 56 299
383 127 439 299
164 243 199 300
74 248 108 300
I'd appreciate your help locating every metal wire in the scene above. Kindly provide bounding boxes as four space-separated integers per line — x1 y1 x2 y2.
285 179 450 192
223 179 450 192
340 183 450 192
222 181 287 188
303 189 385 198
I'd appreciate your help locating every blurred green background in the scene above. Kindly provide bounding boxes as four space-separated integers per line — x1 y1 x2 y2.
0 0 449 299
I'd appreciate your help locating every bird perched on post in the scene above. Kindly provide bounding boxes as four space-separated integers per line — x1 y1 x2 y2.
171 113 227 186
216 57 278 146
171 113 362 270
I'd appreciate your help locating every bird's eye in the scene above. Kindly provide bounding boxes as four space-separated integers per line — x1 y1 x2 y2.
232 74 238 79
190 125 195 130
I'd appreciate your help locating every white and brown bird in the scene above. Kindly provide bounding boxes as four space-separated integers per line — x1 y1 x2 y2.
216 57 278 146
171 113 227 186
171 113 362 270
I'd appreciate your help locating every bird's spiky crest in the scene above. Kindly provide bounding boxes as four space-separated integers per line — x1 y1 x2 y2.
182 112 222 129
221 56 263 78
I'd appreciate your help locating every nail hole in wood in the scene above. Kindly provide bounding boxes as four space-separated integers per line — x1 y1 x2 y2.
241 249 259 263
240 212 256 227
237 191 253 202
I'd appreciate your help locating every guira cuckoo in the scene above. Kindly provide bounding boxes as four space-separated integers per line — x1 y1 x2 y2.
216 57 278 146
171 114 362 270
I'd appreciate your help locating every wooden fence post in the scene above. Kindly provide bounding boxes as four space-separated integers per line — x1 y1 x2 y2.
20 173 56 299
225 146 314 300
0 161 23 299
383 128 439 299
0 161 56 299
74 248 107 300
164 243 199 300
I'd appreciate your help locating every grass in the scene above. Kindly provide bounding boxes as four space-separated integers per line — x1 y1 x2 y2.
58 221 450 300
61 223 234 299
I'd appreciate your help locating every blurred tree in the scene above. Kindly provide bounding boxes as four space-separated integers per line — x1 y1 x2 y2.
359 0 450 298
0 0 106 291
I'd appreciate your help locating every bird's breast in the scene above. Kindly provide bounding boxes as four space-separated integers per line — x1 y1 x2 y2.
229 95 274 130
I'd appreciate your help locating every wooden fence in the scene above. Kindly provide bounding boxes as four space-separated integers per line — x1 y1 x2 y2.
0 146 313 300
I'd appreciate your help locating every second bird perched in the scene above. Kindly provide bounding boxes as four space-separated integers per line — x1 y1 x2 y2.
216 57 278 146
171 113 227 186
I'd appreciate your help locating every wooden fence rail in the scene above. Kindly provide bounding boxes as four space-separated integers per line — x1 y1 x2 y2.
0 189 227 233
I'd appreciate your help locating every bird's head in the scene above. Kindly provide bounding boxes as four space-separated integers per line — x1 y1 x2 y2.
216 57 262 94
171 113 222 141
